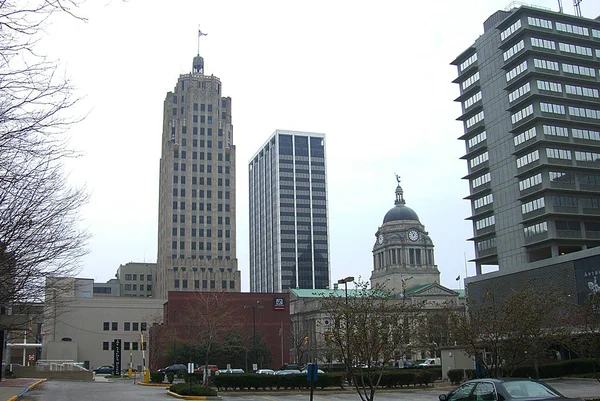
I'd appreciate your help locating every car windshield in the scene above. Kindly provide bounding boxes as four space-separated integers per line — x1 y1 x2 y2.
502 381 562 399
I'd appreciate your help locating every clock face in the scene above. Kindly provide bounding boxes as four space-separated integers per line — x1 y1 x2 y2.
378 234 384 245
408 230 419 242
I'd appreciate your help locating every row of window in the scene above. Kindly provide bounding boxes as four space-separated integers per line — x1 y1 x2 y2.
466 111 484 128
172 226 231 236
504 39 524 61
519 173 542 191
174 279 235 290
472 172 491 189
460 53 478 71
462 71 480 91
509 82 531 103
522 197 545 214
470 152 489 168
520 171 600 193
501 19 522 41
476 237 496 252
174 163 230 175
476 215 495 230
124 274 152 281
512 104 534 124
507 62 528 85
464 91 482 109
173 150 231 162
171 255 232 261
102 341 146 351
474 194 493 209
172 241 232 251
468 131 487 148
103 322 147 331
124 284 151 291
514 126 537 146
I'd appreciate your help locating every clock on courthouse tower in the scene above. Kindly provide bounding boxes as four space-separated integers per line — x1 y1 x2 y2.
370 179 441 292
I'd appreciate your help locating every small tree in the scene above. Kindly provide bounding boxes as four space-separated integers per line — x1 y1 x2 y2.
321 279 423 401
451 286 566 378
179 292 239 383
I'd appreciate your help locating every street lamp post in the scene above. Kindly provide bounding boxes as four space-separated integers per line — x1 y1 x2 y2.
244 302 264 371
337 276 354 384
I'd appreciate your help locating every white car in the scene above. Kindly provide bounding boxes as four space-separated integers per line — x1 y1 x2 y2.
274 369 303 375
256 369 274 374
419 358 440 367
300 368 325 374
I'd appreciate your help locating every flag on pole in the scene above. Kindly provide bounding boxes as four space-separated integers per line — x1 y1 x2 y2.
278 321 283 336
198 29 208 37
456 275 461 281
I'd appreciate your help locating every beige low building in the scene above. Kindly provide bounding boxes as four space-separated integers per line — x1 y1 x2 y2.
42 279 164 371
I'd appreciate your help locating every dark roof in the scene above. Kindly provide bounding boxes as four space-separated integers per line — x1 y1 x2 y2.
383 204 420 224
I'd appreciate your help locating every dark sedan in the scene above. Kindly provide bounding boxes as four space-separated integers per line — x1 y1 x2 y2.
93 365 113 374
439 378 585 401
158 364 188 374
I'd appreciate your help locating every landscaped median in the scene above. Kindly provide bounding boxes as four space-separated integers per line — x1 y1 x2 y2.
7 378 47 401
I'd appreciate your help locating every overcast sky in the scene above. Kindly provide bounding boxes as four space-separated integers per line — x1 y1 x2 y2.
39 0 600 291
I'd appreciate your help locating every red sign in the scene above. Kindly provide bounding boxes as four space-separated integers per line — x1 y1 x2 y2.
28 355 34 361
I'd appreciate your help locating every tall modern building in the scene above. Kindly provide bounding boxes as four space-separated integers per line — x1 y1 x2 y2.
452 5 600 277
248 130 330 292
156 54 240 298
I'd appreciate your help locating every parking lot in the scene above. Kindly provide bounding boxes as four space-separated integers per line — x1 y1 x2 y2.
16 377 600 401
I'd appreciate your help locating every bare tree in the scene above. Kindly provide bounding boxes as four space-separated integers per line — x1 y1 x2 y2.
0 0 90 379
179 292 240 384
289 318 310 364
451 286 566 378
321 279 423 401
0 0 89 312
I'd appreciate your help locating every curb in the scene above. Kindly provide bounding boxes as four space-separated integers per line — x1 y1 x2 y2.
7 378 47 401
166 390 221 400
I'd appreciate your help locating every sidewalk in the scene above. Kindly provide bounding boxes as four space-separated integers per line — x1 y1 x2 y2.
0 378 46 401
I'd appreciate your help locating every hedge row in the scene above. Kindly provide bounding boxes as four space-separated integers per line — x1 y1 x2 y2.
215 373 344 390
448 358 600 384
368 370 435 387
214 370 437 391
169 383 217 396
511 358 600 379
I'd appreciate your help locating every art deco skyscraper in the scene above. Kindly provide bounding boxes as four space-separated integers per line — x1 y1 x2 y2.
248 130 330 292
452 5 600 277
156 54 240 298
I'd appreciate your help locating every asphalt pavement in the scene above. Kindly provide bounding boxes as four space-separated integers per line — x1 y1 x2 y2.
0 378 46 401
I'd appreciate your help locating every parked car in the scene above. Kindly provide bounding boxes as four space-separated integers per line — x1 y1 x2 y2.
274 369 303 375
216 368 245 374
300 368 325 374
419 358 440 367
158 364 188 373
439 378 585 401
256 369 275 374
195 364 218 373
93 365 113 374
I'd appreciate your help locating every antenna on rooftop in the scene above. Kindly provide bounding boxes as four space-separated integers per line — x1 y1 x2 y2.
557 0 563 13
574 0 582 17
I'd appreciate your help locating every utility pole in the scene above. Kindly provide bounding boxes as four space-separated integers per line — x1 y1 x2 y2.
244 302 264 371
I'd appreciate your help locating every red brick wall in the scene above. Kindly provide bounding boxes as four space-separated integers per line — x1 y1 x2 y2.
151 292 290 370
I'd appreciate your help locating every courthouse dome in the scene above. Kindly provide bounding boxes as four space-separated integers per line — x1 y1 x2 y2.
383 204 420 223
382 179 420 224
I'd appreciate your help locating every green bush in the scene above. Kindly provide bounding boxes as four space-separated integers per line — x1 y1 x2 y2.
415 370 433 386
447 369 464 385
175 370 185 379
511 358 600 379
169 383 217 396
465 369 477 380
166 372 175 384
150 371 164 383
184 372 204 384
214 372 344 391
